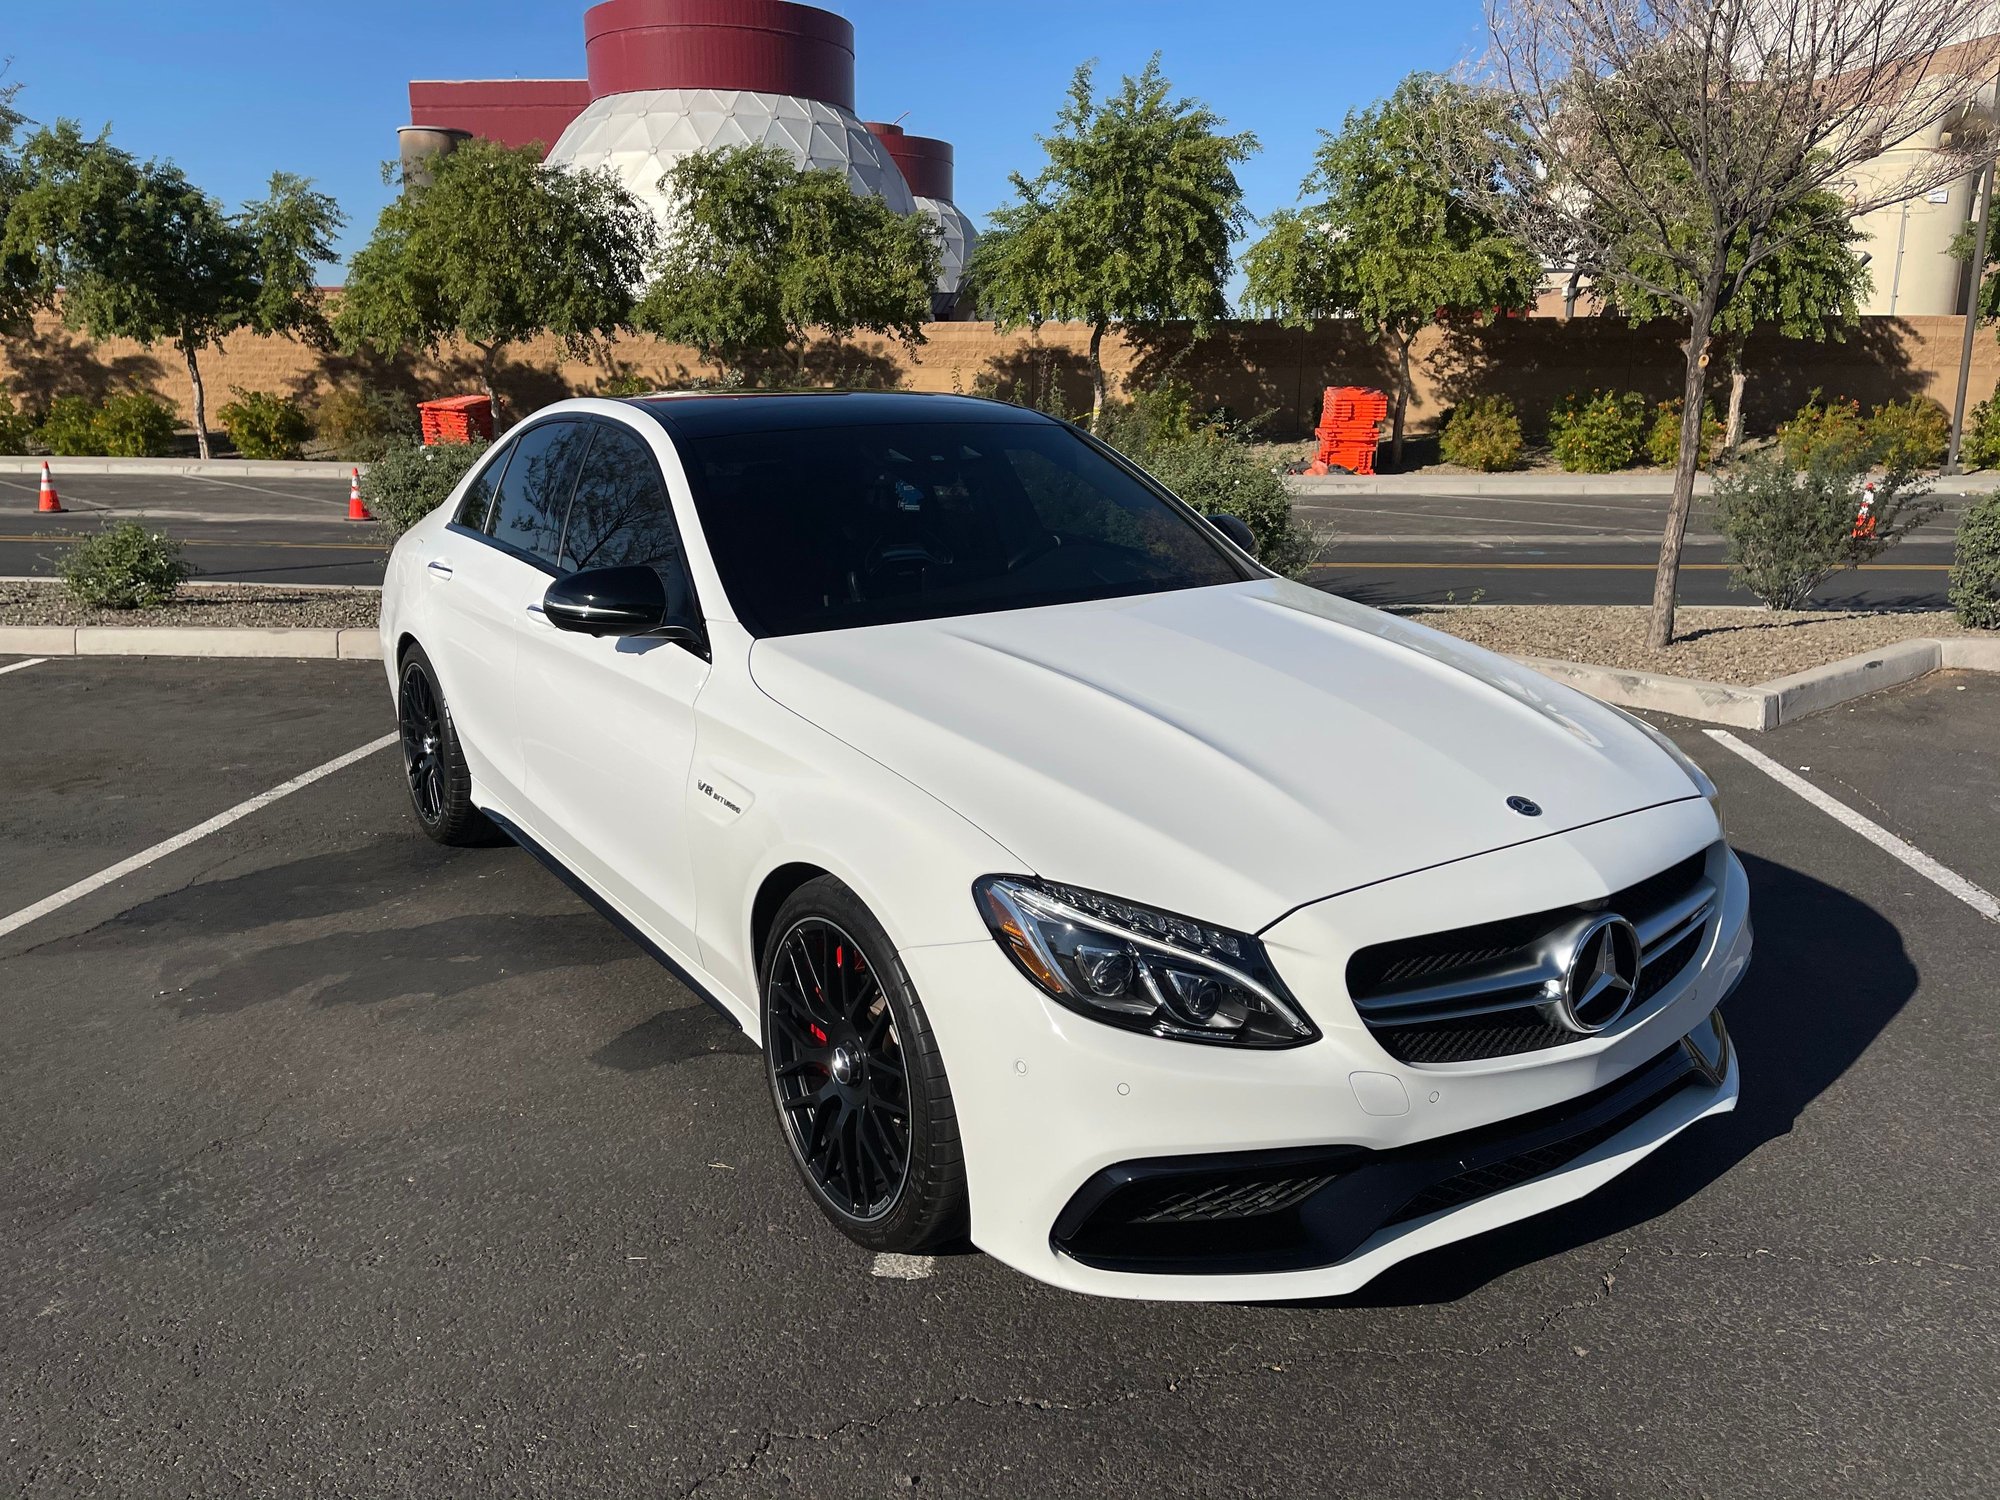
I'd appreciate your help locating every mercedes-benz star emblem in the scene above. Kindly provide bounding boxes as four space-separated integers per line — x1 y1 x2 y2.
1506 795 1542 816
1552 914 1643 1034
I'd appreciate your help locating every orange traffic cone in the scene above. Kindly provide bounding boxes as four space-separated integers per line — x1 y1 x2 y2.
1851 481 1876 540
37 461 63 513
346 467 372 522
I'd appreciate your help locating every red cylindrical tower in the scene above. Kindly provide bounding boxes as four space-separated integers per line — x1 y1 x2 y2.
582 0 856 107
862 122 955 202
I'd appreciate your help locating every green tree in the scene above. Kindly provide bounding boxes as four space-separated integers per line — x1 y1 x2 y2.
1604 182 1868 450
636 145 938 380
1462 0 1993 647
338 139 653 420
0 81 37 333
967 57 1257 424
4 120 343 457
1243 74 1538 468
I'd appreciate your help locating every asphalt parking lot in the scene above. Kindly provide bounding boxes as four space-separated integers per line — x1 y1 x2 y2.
3 657 1996 1497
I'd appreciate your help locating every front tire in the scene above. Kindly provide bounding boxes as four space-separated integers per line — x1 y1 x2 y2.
760 877 967 1253
397 644 501 847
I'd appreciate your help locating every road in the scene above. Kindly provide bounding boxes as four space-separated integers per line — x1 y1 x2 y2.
0 470 1971 605
1295 486 1967 608
0 470 386 587
2 655 1996 1496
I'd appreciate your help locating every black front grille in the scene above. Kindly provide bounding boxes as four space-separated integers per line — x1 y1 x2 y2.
1371 1009 1573 1065
1345 846 1716 1066
1635 927 1703 1005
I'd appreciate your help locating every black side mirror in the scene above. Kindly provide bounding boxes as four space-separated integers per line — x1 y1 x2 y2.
543 565 705 655
1207 512 1258 559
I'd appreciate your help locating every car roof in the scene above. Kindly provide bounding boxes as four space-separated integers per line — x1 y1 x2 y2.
623 390 1055 439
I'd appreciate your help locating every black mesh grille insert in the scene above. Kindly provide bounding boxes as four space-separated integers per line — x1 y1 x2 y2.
1346 847 1715 1066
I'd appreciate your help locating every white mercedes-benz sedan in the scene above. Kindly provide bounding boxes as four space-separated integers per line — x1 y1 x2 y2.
379 391 1751 1302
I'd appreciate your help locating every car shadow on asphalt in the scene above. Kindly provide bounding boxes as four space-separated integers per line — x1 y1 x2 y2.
1305 851 1918 1310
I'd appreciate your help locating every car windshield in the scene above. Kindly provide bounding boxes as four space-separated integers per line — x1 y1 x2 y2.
678 418 1253 636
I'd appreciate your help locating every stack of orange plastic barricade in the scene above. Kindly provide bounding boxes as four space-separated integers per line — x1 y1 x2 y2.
418 395 496 445
1302 387 1389 475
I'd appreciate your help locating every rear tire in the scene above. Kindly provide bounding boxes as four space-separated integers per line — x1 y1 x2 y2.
397 644 502 847
760 876 967 1253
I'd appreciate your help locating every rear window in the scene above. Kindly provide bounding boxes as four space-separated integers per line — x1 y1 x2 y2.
681 420 1249 636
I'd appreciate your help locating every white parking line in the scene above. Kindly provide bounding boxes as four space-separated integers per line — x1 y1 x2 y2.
0 732 400 942
0 657 48 678
1705 730 2000 924
869 1253 937 1281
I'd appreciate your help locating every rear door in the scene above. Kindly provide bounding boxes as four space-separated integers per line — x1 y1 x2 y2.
425 418 591 812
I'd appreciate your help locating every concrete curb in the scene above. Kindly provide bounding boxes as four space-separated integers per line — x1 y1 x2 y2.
0 625 381 660
1515 637 1996 730
1 623 1992 725
0 457 360 479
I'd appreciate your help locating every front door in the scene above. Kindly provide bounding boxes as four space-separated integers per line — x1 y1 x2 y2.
515 419 709 963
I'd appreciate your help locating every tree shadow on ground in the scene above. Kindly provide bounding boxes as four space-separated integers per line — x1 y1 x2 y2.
1318 852 1916 1309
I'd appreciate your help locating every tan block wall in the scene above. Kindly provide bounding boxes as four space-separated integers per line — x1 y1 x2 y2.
3 309 1994 442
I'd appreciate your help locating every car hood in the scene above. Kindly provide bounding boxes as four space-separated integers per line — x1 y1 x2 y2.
748 578 1699 932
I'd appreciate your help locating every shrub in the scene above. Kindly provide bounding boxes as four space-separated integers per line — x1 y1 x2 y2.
1439 396 1524 471
1962 398 2000 471
39 392 179 457
58 522 193 610
92 392 179 456
313 385 420 463
1950 492 2000 629
360 436 492 540
1865 396 1949 473
1095 385 1320 577
0 391 33 455
1708 450 1936 609
597 368 656 397
37 395 103 456
1548 390 1648 472
216 388 312 460
1778 390 1870 471
1644 398 1722 469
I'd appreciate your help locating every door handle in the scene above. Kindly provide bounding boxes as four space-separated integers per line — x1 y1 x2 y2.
426 559 454 579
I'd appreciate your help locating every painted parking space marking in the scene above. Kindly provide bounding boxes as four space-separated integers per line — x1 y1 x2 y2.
0 657 48 678
0 732 400 943
1705 729 2000 924
869 1253 937 1281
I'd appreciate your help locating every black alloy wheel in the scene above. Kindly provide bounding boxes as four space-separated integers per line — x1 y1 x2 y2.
767 918 911 1219
395 644 501 847
760 878 967 1252
399 660 447 827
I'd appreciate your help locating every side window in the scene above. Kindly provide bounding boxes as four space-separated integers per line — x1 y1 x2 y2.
453 447 507 530
560 424 690 597
485 420 591 566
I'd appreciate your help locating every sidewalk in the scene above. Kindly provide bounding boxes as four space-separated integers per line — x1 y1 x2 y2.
1286 469 2000 497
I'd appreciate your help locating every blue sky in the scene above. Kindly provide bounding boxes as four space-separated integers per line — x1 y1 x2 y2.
5 1 1489 283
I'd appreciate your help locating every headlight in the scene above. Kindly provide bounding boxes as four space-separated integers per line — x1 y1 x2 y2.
973 876 1319 1048
1611 705 1720 802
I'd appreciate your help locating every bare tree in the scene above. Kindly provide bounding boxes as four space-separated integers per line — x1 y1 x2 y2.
1456 0 2000 645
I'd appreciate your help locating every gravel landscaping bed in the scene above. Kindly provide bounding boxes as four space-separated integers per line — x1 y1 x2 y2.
0 582 381 630
1409 605 1975 685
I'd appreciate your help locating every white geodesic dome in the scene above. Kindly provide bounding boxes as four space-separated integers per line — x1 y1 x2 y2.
913 195 976 296
545 87 916 244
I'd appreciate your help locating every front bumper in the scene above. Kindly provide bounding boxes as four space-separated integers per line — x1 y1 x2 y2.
901 801 1750 1301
